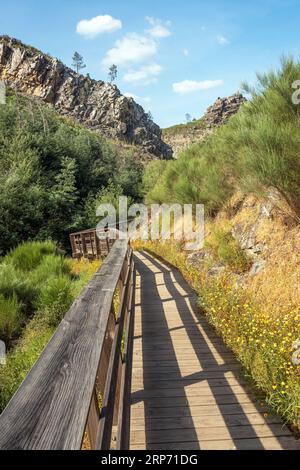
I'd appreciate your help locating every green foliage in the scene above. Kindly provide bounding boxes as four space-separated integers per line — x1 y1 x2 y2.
146 143 233 213
6 241 57 272
0 263 37 311
36 276 74 327
0 92 143 253
147 56 300 218
142 160 169 198
0 320 53 411
206 228 251 273
0 294 22 345
0 241 71 318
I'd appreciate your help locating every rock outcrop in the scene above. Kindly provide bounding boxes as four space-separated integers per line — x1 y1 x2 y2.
203 92 246 128
0 36 172 158
163 92 246 158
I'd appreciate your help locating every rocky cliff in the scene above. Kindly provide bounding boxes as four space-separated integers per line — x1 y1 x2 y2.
0 36 172 158
163 92 246 158
203 92 246 128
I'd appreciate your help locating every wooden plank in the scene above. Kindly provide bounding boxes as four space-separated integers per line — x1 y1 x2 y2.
131 393 256 409
130 423 293 445
131 383 253 397
132 364 242 374
0 240 129 450
131 403 269 418
131 435 300 450
130 413 282 431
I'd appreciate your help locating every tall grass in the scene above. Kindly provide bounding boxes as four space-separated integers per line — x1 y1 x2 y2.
0 294 22 345
0 241 73 344
6 241 57 272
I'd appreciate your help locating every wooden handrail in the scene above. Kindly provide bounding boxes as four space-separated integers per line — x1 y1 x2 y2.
0 239 135 450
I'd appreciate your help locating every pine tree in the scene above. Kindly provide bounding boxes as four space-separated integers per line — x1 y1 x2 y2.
72 52 86 74
108 64 118 83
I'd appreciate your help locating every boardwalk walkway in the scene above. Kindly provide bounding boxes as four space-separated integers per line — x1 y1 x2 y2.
130 251 300 450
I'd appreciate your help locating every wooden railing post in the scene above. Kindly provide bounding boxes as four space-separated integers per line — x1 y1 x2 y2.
86 389 100 449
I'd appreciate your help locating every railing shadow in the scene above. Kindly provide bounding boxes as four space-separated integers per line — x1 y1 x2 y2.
131 250 291 450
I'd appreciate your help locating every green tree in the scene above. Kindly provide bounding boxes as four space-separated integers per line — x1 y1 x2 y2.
185 113 192 123
72 52 86 74
108 64 118 83
47 157 78 245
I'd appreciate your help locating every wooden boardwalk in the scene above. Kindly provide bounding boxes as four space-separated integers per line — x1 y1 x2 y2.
130 251 300 450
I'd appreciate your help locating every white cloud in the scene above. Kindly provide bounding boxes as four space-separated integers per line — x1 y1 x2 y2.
182 48 189 57
76 15 122 38
145 17 171 38
123 63 162 85
172 79 223 94
102 33 157 67
216 35 230 45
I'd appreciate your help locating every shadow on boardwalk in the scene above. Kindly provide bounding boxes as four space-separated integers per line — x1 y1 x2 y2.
130 251 300 450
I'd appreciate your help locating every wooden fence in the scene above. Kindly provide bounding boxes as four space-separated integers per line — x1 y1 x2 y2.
69 228 116 260
0 239 135 450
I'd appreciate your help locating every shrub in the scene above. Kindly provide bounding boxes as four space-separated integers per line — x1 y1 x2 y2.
206 228 251 273
36 276 75 327
0 263 36 311
0 92 144 254
7 241 57 272
0 294 22 345
0 320 53 411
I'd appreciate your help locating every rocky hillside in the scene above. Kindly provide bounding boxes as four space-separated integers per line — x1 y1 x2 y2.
0 36 172 159
163 92 246 157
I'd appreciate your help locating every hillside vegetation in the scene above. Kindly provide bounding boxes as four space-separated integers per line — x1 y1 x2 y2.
145 57 300 218
0 89 144 254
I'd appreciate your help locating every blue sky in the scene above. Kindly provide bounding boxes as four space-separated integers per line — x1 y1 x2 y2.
1 0 300 127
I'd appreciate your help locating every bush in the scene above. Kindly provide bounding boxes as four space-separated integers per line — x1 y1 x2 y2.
36 276 74 327
0 320 53 411
206 228 251 273
0 263 36 311
7 241 57 272
0 294 22 345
